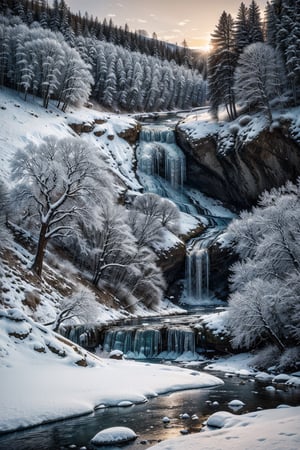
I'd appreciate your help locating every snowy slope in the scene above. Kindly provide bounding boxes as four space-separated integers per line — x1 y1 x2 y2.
0 87 187 326
0 87 141 190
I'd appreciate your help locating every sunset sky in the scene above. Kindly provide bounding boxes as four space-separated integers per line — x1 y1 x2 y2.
66 0 267 50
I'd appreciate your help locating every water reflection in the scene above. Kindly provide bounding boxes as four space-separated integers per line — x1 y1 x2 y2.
0 368 298 450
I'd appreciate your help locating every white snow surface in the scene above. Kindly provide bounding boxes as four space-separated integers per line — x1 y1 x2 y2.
150 406 300 449
0 307 223 433
0 87 141 191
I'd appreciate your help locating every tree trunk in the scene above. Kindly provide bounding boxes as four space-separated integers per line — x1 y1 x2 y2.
31 223 48 277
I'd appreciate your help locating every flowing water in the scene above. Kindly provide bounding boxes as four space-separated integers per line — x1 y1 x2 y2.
136 122 232 304
0 118 261 450
0 365 298 450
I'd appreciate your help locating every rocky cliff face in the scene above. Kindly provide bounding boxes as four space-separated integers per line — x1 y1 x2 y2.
176 118 300 210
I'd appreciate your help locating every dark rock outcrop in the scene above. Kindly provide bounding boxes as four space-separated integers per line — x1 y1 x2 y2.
176 119 300 209
69 121 95 134
208 242 237 300
69 118 141 145
117 122 141 144
156 240 186 285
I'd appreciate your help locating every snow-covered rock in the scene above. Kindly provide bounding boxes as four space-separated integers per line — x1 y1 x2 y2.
286 377 300 387
162 416 171 423
272 373 291 383
228 399 245 407
176 108 300 209
206 411 238 428
90 426 137 445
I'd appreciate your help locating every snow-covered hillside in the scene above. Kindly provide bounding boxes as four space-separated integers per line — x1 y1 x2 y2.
0 87 141 190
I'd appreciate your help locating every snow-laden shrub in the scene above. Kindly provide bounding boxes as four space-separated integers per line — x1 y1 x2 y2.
250 345 280 371
277 347 300 372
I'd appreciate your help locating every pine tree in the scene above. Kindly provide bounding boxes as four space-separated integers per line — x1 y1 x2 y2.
208 11 237 120
276 0 300 104
248 0 264 43
265 1 278 47
103 57 117 108
234 2 249 54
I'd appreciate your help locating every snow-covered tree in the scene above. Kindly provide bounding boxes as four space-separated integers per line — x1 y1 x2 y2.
0 180 10 249
127 193 180 248
266 0 300 105
234 42 285 122
11 136 111 277
57 44 93 111
225 180 300 356
80 202 137 288
47 287 100 332
127 246 166 308
132 193 180 232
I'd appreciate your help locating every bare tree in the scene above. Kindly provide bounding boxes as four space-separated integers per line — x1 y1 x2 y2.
46 287 100 332
133 193 180 230
11 136 111 277
78 202 138 287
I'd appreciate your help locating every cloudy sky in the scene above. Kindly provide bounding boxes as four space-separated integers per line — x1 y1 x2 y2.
66 0 267 50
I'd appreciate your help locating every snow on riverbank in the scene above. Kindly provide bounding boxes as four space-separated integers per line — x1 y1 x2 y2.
150 405 300 450
0 308 223 434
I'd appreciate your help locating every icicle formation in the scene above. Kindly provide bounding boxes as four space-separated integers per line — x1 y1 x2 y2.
186 247 210 300
102 326 199 360
137 126 186 189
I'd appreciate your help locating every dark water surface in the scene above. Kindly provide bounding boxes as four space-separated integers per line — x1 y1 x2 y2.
0 366 299 450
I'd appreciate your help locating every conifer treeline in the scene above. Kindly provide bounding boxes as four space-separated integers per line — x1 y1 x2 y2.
0 0 207 112
0 0 206 73
208 0 300 120
0 15 206 111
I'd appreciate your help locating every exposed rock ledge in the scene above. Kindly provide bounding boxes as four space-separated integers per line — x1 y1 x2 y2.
176 118 300 210
69 118 141 144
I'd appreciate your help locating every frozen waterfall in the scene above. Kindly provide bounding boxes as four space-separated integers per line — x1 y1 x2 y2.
102 326 199 361
186 247 210 300
137 126 186 190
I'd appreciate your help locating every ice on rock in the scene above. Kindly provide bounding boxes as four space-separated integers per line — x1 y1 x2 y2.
91 426 137 445
162 416 171 423
118 400 134 407
228 399 245 408
272 374 291 383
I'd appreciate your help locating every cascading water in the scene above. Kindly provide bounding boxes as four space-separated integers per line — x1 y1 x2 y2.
101 326 200 361
137 126 186 190
61 120 233 364
136 124 227 304
186 247 209 300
